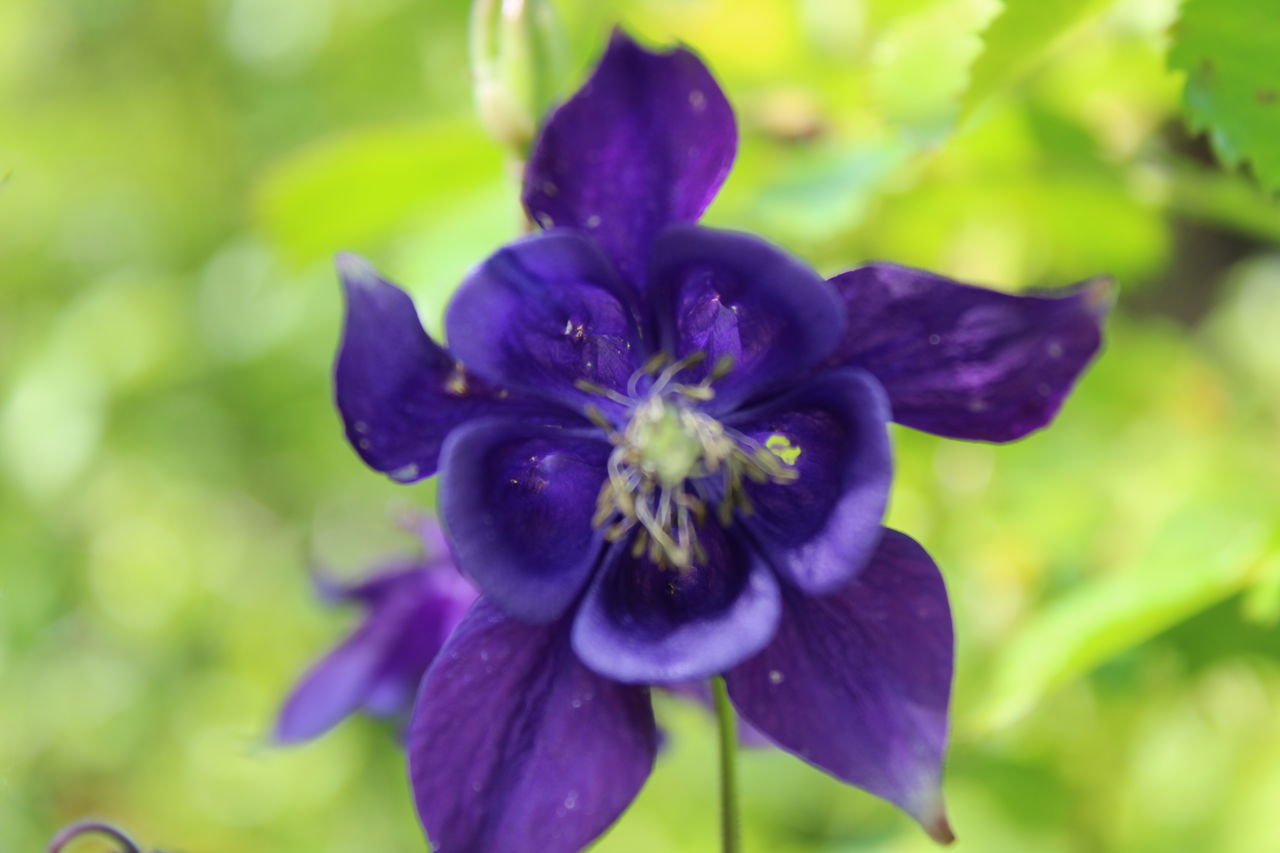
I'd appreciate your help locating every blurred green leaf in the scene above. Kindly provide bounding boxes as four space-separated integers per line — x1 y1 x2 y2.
961 0 1118 120
974 506 1270 732
254 121 504 262
1170 0 1280 192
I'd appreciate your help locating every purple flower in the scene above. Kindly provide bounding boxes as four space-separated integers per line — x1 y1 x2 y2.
333 31 1106 851
275 518 477 743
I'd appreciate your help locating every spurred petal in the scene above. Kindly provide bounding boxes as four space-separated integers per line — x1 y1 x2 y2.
726 529 955 843
439 418 609 623
335 253 539 482
572 525 781 683
410 598 656 853
445 231 644 409
649 225 846 413
523 30 736 284
728 369 892 593
275 598 410 743
828 263 1109 442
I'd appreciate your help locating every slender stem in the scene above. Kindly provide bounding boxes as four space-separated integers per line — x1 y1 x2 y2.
48 821 142 853
711 675 741 853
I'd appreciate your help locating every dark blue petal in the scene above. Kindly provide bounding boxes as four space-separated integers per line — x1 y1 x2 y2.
727 369 892 593
523 30 736 284
726 529 955 843
334 254 544 482
572 524 781 683
410 598 656 853
828 262 1109 442
648 225 846 414
445 231 644 409
439 418 609 623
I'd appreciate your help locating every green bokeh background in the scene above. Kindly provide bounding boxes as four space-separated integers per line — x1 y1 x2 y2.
3 0 1279 850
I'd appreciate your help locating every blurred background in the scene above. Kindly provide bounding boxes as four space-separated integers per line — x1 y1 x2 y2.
2 0 1279 850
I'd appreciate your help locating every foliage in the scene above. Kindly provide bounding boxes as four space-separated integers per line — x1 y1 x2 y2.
1170 0 1280 192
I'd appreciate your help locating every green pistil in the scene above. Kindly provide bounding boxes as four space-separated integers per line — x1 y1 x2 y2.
634 404 704 488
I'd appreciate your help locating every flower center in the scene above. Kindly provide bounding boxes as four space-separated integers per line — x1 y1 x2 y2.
579 352 799 570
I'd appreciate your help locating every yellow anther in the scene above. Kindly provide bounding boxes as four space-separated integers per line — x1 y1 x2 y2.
709 353 735 382
642 351 670 374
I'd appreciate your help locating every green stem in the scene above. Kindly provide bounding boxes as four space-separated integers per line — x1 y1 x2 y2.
711 675 741 853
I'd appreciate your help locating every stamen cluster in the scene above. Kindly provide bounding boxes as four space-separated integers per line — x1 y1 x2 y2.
582 352 799 569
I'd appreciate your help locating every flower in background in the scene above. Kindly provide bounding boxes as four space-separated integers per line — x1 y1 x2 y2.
275 517 476 743
333 30 1107 852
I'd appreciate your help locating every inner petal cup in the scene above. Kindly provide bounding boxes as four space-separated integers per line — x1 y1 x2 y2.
728 368 893 593
571 524 781 683
440 418 611 623
446 230 645 409
648 225 847 414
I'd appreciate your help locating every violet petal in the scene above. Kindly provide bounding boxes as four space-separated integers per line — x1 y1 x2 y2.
726 529 955 843
828 262 1109 442
523 30 736 285
439 418 610 623
361 575 477 717
275 596 411 743
335 253 538 482
410 598 657 853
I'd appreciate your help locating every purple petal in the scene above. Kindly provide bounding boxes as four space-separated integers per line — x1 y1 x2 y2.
445 231 644 408
572 525 781 683
728 369 892 594
360 595 469 718
829 263 1110 442
335 253 541 482
410 598 656 853
523 30 736 284
310 561 421 607
439 418 609 623
649 225 846 413
362 570 478 717
275 597 410 743
279 564 478 740
726 529 955 843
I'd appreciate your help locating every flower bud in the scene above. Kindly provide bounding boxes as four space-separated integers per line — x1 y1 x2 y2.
469 0 564 157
